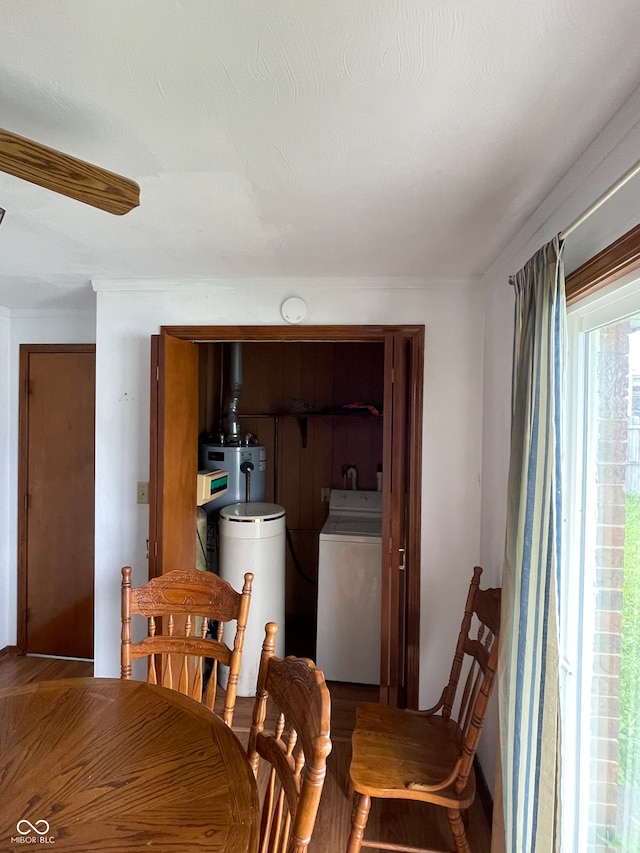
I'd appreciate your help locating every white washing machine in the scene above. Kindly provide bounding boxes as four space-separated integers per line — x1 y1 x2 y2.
316 489 383 684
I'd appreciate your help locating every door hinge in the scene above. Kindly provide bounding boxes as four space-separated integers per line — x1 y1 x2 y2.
399 548 406 571
156 365 160 381
24 494 29 511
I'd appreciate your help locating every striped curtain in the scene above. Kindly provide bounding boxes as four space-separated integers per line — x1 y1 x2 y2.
498 236 566 853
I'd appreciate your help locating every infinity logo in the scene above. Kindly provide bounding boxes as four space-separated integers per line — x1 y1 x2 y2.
16 819 50 836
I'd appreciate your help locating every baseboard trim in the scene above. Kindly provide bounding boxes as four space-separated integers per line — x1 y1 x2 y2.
474 756 493 824
0 645 19 659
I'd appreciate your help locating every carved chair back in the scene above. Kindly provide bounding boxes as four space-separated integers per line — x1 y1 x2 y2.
429 563 501 793
247 622 332 853
120 566 253 726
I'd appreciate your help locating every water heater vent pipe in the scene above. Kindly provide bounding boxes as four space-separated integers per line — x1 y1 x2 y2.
223 342 242 444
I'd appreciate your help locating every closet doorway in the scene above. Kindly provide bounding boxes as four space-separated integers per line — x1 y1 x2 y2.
149 325 423 707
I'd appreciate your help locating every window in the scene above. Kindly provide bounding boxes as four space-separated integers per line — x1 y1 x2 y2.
563 272 640 852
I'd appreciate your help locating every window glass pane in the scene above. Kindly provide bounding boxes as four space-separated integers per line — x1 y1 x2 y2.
570 312 640 851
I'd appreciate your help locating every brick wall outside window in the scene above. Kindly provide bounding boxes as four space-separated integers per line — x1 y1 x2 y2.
588 320 629 851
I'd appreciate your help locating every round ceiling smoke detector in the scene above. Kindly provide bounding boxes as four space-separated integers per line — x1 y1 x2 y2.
281 297 307 324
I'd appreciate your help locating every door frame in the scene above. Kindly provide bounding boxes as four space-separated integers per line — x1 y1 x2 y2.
159 324 423 707
17 343 96 655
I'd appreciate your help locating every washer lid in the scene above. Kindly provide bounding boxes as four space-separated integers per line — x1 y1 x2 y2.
220 502 286 522
328 489 382 515
321 514 382 538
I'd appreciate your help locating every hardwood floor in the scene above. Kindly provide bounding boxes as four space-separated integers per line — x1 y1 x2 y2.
0 652 94 687
0 654 492 852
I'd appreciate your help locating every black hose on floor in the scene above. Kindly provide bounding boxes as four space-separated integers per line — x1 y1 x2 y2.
286 526 316 585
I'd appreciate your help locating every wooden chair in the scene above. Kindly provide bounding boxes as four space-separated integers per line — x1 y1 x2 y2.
247 622 332 853
346 565 501 853
120 566 253 726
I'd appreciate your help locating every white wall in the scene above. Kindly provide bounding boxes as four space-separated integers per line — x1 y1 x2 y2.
0 309 96 649
92 278 486 714
480 85 640 584
478 84 640 788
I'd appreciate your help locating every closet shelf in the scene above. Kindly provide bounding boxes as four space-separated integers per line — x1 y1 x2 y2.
239 408 382 448
240 407 382 418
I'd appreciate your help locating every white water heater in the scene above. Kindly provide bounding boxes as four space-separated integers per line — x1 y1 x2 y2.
219 502 286 696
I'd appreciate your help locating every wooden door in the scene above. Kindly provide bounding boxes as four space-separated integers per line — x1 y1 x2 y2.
149 334 199 577
18 346 95 658
379 332 420 706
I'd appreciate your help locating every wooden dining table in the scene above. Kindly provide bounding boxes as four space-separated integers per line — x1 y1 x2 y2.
0 677 260 852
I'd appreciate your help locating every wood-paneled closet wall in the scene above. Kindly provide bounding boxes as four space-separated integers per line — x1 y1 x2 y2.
198 341 384 652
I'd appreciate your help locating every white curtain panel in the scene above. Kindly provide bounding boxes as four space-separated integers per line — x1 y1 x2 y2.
497 235 566 853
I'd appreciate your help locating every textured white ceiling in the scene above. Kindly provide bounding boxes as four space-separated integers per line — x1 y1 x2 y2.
1 0 640 308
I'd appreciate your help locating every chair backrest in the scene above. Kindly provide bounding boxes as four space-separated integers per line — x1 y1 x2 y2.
120 566 253 726
247 622 332 853
425 565 501 795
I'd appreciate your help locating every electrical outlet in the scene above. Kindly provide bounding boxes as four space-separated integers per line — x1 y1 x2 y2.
321 487 330 503
136 481 149 504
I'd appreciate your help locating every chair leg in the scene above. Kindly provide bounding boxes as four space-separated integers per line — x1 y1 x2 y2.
346 793 371 853
447 808 471 853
